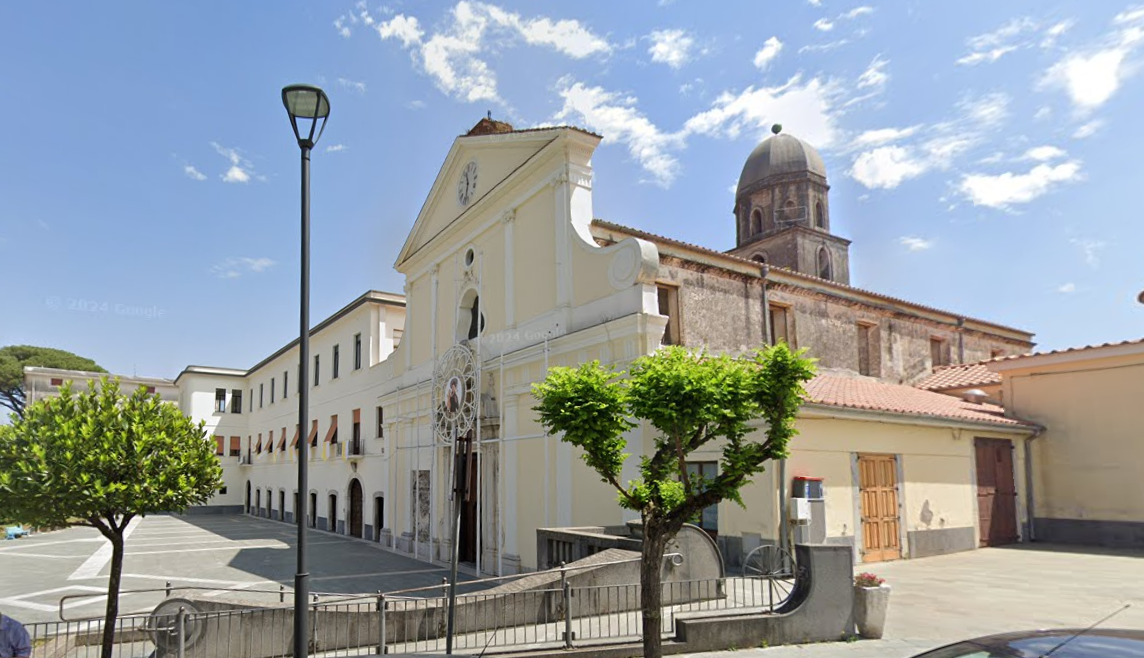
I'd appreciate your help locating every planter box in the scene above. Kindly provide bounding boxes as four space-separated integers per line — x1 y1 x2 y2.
854 584 891 639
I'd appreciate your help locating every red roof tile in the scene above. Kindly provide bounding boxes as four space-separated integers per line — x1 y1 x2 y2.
916 363 1001 391
805 373 1035 428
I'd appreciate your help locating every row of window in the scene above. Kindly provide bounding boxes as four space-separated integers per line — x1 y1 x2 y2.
213 406 384 458
214 334 368 414
659 285 1005 378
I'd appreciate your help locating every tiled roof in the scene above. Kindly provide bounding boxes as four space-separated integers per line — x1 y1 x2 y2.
805 373 1035 428
590 219 1032 338
916 363 1001 391
987 337 1144 364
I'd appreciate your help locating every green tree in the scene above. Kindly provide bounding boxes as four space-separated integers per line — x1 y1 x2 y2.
0 345 106 418
0 378 222 658
532 344 815 658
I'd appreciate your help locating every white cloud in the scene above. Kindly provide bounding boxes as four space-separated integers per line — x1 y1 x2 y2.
1070 238 1105 268
210 142 259 184
647 29 695 69
554 80 684 187
183 165 207 181
325 144 347 153
337 77 366 94
1040 8 1144 113
1034 106 1052 120
211 257 276 279
958 16 1078 66
1073 119 1103 138
377 14 424 47
799 39 850 54
848 92 1010 189
960 91 1010 126
958 160 1083 209
682 76 840 148
753 36 783 70
849 146 928 189
406 99 428 110
556 74 841 188
370 2 610 104
813 18 835 31
807 0 822 5
851 125 922 148
1023 145 1066 161
856 54 889 89
899 236 934 252
1057 282 1077 293
335 16 351 38
842 6 874 19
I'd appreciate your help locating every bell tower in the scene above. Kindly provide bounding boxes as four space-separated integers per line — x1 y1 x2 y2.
728 124 850 285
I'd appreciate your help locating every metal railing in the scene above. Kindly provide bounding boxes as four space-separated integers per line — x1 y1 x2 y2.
28 556 797 657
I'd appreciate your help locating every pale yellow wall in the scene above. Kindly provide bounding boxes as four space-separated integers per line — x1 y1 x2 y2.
1002 355 1144 522
512 193 557 324
720 415 1029 557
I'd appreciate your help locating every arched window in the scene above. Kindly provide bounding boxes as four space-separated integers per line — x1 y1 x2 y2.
468 295 483 340
815 202 825 229
784 199 797 221
817 247 832 280
751 253 767 264
750 208 762 235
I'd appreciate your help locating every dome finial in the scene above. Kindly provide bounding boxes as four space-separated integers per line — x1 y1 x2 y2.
771 123 782 135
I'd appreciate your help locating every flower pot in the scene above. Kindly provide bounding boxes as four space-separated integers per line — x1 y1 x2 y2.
854 584 891 639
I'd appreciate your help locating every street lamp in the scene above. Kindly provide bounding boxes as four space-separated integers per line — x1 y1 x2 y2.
282 83 330 658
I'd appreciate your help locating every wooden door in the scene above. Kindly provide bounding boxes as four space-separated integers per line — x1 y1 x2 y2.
349 479 364 538
459 455 479 563
858 453 902 562
975 438 1018 546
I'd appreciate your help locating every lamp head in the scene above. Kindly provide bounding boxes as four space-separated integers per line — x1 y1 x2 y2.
282 84 330 148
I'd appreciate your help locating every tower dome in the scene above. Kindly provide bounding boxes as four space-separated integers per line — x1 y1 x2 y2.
736 126 827 196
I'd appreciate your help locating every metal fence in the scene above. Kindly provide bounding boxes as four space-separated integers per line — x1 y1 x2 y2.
25 561 796 657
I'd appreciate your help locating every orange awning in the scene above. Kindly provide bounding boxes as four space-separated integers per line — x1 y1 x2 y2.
255 433 263 454
278 427 287 451
291 424 300 449
230 436 241 454
324 415 338 443
307 419 318 446
352 408 361 423
214 436 224 456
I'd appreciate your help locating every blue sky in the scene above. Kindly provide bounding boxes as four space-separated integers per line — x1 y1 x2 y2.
1 1 1142 379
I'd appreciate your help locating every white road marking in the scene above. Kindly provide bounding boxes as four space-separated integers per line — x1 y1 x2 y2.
0 538 102 553
0 552 83 559
126 542 287 556
68 517 141 580
0 585 108 613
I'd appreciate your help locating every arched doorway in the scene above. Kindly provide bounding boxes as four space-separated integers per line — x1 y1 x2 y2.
255 489 261 517
245 481 251 514
349 479 364 538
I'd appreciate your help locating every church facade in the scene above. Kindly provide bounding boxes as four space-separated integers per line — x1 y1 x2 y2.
25 118 1045 573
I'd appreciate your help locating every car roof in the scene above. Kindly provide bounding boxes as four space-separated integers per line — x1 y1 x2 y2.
968 629 1144 657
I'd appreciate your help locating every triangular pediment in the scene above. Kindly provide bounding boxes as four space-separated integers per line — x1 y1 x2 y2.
395 129 566 271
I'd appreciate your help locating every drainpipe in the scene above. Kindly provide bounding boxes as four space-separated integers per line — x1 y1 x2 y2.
1024 428 1044 542
761 264 772 346
778 458 788 555
956 317 966 364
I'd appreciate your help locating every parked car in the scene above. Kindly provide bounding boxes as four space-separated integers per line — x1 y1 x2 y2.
912 629 1144 657
5 525 29 540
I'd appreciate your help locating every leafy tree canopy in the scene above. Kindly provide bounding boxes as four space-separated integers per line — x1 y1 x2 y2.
0 377 222 658
0 344 106 418
532 343 815 658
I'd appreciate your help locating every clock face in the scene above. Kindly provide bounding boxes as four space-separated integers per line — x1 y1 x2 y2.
457 160 478 206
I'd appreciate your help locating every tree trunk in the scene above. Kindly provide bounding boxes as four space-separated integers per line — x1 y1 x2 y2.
100 531 125 658
640 519 669 658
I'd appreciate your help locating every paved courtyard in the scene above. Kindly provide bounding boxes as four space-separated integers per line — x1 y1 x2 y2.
703 543 1144 658
0 514 473 624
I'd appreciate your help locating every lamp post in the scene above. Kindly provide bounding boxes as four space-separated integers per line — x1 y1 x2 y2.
282 84 330 658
